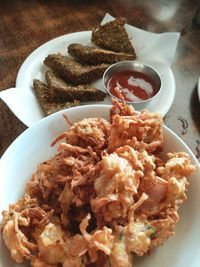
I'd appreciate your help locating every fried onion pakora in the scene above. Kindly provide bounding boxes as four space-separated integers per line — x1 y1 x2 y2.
1 100 196 267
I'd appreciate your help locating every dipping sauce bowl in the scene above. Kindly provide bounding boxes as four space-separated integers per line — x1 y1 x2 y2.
103 61 162 109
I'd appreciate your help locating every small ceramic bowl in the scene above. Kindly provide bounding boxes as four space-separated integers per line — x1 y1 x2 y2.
103 61 162 109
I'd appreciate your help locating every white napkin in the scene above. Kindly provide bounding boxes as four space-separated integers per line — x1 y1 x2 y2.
0 87 43 126
0 13 180 127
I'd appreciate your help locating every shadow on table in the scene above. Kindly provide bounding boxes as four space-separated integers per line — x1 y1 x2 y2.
190 83 200 135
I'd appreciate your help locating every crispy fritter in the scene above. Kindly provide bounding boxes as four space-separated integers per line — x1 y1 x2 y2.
68 43 136 64
51 117 111 153
108 110 163 153
92 18 136 55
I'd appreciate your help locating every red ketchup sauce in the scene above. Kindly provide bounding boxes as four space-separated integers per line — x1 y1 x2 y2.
107 70 159 102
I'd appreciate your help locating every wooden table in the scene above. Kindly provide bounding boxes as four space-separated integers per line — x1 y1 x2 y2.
0 0 200 161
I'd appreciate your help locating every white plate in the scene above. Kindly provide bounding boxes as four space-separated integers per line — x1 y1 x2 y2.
13 31 175 126
198 77 200 101
0 105 199 267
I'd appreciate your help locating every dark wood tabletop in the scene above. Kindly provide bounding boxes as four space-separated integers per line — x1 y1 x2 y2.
0 0 200 161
